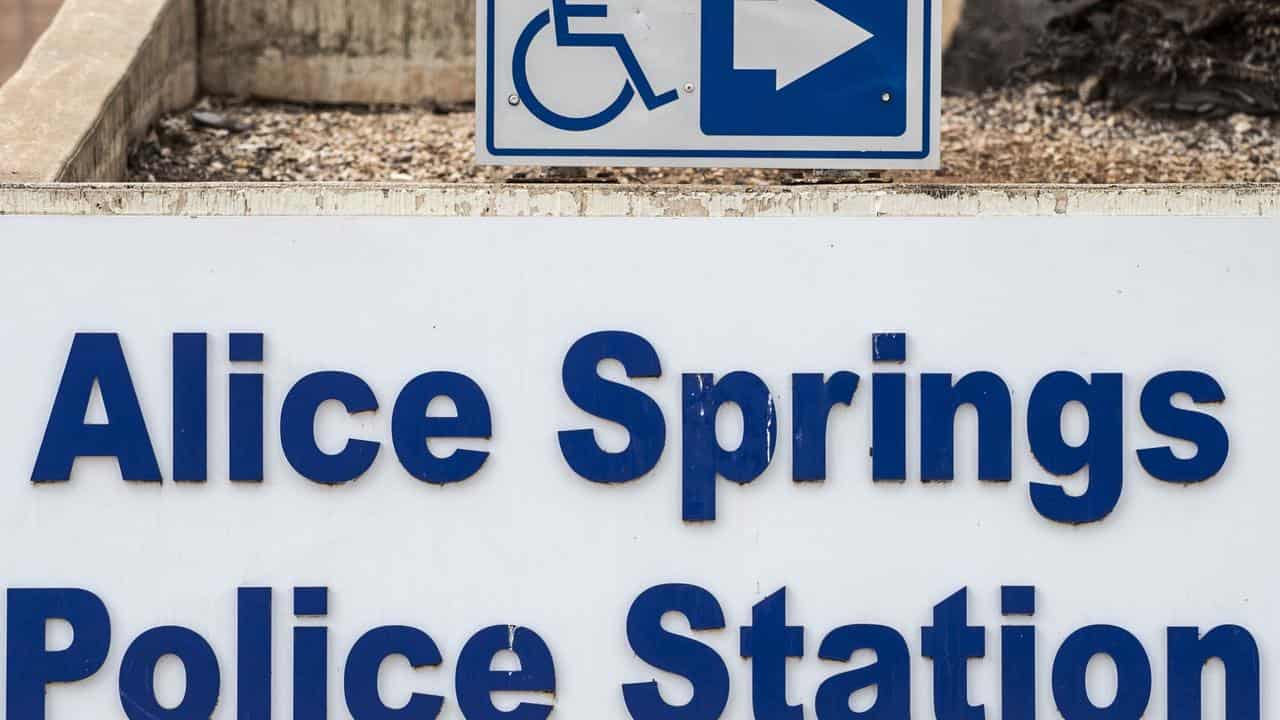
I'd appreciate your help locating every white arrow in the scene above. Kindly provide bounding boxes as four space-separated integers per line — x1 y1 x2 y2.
733 0 874 91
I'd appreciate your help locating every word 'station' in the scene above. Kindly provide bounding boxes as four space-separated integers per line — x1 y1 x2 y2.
32 331 1228 525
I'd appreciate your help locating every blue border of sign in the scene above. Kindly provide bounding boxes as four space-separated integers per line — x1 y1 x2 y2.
485 0 933 160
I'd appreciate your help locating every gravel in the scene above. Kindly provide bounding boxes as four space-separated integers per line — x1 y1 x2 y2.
128 84 1280 185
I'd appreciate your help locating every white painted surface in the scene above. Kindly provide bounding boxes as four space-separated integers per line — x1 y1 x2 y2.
0 216 1276 720
733 0 874 91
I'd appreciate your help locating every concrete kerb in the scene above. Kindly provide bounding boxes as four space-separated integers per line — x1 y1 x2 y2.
1 183 1279 217
0 0 197 183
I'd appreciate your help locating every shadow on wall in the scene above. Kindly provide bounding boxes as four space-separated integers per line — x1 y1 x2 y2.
944 0 1055 93
200 0 474 106
0 0 63 85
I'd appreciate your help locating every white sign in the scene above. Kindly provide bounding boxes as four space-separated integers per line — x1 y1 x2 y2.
0 216 1274 720
476 0 941 169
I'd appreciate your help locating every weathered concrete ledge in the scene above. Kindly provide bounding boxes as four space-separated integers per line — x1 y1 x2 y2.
0 0 197 182
2 183 1278 217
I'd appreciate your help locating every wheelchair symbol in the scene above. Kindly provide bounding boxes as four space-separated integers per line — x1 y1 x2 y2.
512 0 680 131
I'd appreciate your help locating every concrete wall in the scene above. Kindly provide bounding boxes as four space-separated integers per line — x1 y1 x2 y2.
0 0 63 86
200 0 474 107
199 0 960 107
0 0 197 181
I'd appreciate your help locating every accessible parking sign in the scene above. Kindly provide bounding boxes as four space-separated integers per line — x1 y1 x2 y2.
477 0 940 168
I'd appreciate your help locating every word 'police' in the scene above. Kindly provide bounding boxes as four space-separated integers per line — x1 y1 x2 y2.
31 331 1229 525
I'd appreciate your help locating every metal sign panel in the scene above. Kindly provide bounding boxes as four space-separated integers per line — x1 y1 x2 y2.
0 216 1275 720
476 0 941 168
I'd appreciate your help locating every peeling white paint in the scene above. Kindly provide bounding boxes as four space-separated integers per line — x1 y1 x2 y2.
2 184 1279 217
765 397 775 459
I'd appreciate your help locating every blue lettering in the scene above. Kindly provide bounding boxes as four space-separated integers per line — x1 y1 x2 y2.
1052 625 1151 720
1138 372 1229 483
921 589 984 720
622 583 729 720
1027 372 1123 524
558 331 665 483
456 625 555 720
118 626 220 720
32 333 161 482
392 372 492 484
6 588 111 720
816 625 910 720
682 372 776 521
1167 625 1259 720
792 372 859 482
281 372 381 484
921 372 1012 482
345 626 443 720
739 588 804 720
